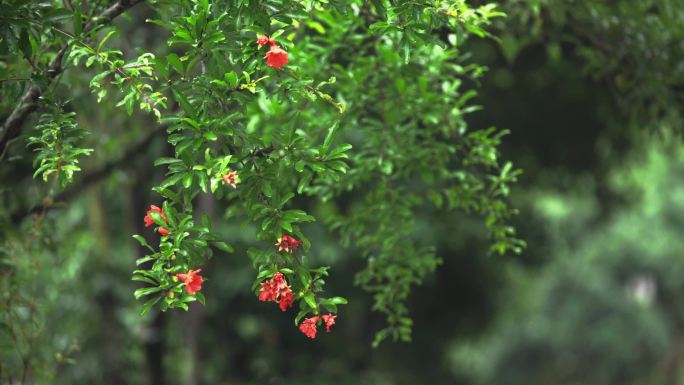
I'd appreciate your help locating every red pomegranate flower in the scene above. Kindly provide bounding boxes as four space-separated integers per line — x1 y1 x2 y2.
144 205 167 227
265 45 288 69
321 314 337 332
275 234 301 253
144 205 170 236
257 34 276 47
279 289 293 312
257 272 293 311
222 171 239 188
176 269 204 295
258 280 277 302
299 316 320 339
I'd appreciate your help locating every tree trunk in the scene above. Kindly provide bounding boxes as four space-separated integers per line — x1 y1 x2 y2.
183 193 215 385
89 186 128 385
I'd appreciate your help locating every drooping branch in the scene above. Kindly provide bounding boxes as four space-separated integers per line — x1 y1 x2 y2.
10 125 163 224
0 0 147 156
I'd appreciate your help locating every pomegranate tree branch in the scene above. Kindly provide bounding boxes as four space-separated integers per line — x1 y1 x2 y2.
10 125 164 225
0 0 146 157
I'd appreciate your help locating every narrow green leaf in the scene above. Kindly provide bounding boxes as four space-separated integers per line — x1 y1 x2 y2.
172 89 196 117
134 286 163 300
140 296 161 316
167 53 184 75
213 241 234 253
322 122 338 151
19 29 31 60
328 296 348 305
43 8 72 22
73 6 82 35
303 293 317 309
98 30 118 51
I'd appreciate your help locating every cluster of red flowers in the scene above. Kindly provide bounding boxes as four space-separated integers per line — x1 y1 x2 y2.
256 235 339 339
176 269 204 295
142 205 339 337
275 234 301 253
144 205 170 236
258 272 293 311
257 34 288 69
143 206 205 297
299 314 337 339
222 170 239 188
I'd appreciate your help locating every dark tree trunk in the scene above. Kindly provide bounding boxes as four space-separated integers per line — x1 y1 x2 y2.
183 193 215 385
90 186 128 385
145 313 167 385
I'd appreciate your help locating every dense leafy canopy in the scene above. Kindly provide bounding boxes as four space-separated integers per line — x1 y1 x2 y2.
1 0 522 381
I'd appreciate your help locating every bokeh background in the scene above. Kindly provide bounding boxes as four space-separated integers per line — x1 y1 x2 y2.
3 0 684 384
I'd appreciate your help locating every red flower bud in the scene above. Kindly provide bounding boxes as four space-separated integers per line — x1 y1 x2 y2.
144 205 167 227
221 170 239 188
321 314 337 332
279 290 293 312
257 34 276 47
275 234 301 253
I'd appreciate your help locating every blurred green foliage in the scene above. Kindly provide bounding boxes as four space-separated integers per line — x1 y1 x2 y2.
451 139 684 385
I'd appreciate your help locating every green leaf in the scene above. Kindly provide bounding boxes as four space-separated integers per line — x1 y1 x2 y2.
132 235 154 251
261 181 273 197
43 8 72 22
303 293 317 309
279 220 293 232
205 32 225 44
297 268 312 290
159 173 184 189
297 172 313 194
134 286 163 300
294 309 309 325
198 172 209 192
321 302 338 313
132 274 158 285
213 241 234 253
154 157 182 166
167 53 184 74
279 192 295 207
140 296 161 316
182 173 193 188
202 131 218 141
328 296 348 305
98 30 118 51
173 89 196 117
73 6 82 35
322 122 338 151
224 71 238 87
135 256 155 266
18 29 31 60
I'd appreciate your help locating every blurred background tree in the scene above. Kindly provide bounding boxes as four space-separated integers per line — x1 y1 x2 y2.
2 0 684 384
